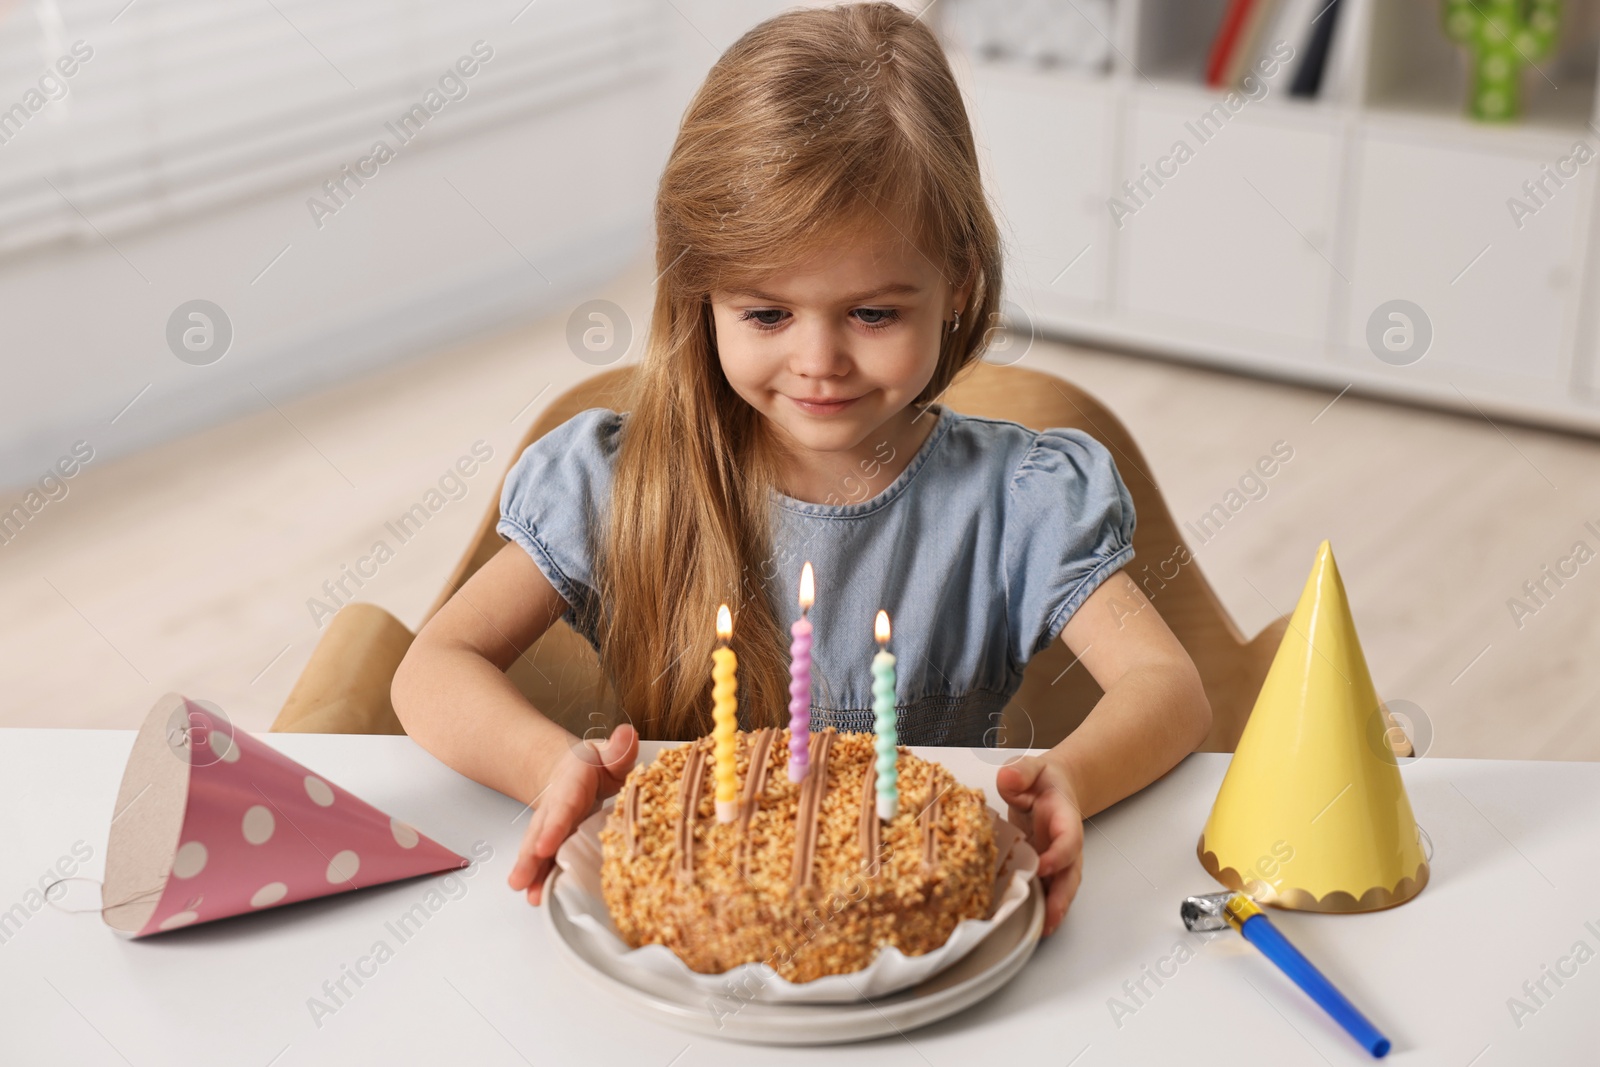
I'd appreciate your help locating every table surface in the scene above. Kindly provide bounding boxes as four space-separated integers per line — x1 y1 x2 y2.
2 729 1598 1065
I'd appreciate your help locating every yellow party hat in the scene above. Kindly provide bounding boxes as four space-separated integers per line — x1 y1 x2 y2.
1197 540 1428 912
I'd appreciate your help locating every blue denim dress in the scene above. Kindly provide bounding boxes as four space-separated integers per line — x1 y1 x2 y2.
497 403 1136 746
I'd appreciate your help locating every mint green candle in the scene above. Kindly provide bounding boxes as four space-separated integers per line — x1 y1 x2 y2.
872 610 898 821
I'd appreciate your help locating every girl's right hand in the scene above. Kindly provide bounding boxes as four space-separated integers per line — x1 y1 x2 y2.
507 722 639 906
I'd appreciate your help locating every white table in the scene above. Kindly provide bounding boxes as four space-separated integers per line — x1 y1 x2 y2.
2 729 1597 1065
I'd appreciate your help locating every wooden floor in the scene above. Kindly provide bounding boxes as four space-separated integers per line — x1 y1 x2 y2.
5 248 1599 759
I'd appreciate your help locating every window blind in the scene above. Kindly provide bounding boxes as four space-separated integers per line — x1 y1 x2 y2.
0 0 665 259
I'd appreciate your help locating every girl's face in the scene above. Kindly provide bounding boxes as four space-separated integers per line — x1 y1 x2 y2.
708 215 970 459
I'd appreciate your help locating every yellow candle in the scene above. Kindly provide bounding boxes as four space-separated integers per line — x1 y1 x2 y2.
712 603 739 823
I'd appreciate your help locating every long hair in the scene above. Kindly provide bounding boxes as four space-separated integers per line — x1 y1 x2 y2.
594 1 1003 740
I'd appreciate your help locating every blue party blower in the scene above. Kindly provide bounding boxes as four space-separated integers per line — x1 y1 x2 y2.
1182 890 1391 1058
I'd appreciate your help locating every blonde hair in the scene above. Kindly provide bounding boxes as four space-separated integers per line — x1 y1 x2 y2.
595 1 1003 740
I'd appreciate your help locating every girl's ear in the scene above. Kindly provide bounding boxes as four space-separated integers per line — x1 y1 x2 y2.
953 259 977 314
953 289 973 323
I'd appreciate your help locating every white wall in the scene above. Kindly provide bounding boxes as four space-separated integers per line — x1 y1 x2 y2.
0 97 651 487
0 0 876 491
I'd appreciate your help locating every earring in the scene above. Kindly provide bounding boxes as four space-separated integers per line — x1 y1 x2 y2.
948 309 961 335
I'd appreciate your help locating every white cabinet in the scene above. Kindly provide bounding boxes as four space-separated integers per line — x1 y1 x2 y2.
1342 132 1588 394
969 66 1114 316
941 0 1600 432
1116 96 1340 359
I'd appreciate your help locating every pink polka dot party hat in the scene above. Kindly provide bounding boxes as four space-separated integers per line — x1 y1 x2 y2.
102 693 468 937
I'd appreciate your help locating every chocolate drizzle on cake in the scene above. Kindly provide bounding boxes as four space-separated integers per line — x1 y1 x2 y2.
675 739 709 883
623 777 641 859
789 727 836 892
919 777 945 873
735 727 777 879
858 757 880 877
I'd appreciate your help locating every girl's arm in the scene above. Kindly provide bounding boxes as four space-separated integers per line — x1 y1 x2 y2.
391 541 591 810
997 568 1211 935
396 542 637 906
1051 568 1212 817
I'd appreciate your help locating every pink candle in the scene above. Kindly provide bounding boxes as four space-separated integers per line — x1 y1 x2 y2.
788 562 815 782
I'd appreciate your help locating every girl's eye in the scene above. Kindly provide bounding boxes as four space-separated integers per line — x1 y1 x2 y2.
739 309 787 331
853 307 900 329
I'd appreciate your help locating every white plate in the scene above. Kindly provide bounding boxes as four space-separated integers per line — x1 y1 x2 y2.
544 867 1045 1045
551 799 1039 1004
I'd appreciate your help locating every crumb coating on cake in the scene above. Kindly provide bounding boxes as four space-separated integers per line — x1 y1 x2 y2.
598 728 996 982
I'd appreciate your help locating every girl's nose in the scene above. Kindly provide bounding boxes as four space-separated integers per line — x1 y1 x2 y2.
787 318 853 379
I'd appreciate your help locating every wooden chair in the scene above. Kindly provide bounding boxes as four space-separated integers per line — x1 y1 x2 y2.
271 361 1290 752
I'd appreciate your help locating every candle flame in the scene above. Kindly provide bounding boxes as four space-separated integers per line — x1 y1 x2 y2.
716 603 733 641
799 561 814 610
875 609 891 645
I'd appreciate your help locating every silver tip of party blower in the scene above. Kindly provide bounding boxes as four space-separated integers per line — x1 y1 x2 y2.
1180 890 1240 933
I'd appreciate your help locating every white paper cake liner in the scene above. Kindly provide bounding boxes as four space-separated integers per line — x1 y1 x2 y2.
552 799 1039 1004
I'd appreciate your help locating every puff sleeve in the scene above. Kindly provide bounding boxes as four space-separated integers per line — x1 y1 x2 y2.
1003 427 1137 667
496 407 625 641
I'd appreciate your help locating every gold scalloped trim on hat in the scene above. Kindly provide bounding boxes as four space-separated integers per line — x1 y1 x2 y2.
1197 835 1429 913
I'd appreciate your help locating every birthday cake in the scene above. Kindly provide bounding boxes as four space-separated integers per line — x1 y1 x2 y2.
597 726 997 983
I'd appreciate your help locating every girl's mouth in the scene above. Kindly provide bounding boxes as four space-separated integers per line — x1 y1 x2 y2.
788 394 860 415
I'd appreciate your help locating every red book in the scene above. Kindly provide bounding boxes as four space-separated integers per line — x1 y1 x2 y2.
1205 0 1259 87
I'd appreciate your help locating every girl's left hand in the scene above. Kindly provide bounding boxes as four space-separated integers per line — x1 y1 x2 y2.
996 751 1085 937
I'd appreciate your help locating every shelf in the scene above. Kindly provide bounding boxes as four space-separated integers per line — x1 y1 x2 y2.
1364 0 1600 136
937 0 1600 434
961 54 1115 92
941 0 1116 79
1125 76 1344 123
1131 0 1231 85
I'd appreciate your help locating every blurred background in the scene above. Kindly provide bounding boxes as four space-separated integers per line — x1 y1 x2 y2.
2 0 1598 759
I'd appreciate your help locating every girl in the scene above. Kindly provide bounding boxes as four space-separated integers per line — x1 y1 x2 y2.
391 2 1210 939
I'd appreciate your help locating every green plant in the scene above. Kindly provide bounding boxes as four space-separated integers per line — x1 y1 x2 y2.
1443 0 1561 121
